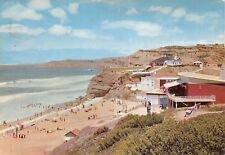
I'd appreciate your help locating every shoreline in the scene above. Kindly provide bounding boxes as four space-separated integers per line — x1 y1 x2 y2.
0 96 146 155
0 94 92 132
0 66 98 125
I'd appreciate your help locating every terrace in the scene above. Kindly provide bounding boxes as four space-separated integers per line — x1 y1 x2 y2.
166 91 216 108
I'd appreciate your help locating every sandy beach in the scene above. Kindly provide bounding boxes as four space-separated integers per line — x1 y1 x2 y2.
0 98 146 155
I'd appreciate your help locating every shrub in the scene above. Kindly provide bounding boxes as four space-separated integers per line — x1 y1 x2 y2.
98 128 134 151
114 112 225 154
206 106 225 112
94 126 109 136
98 113 164 151
116 113 164 129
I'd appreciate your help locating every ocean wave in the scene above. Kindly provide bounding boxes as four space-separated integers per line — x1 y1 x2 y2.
0 81 89 104
0 92 46 104
0 75 94 88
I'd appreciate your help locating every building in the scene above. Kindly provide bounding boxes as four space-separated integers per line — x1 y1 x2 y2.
146 92 168 111
164 68 225 108
64 129 80 142
193 61 203 67
127 73 179 92
150 54 182 66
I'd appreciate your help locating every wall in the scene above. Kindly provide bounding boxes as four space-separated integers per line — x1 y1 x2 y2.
186 83 225 104
164 60 181 66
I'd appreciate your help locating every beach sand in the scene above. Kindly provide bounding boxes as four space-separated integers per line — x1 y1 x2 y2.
0 98 146 155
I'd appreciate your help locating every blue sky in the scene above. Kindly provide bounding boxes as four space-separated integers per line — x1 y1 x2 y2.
0 0 224 64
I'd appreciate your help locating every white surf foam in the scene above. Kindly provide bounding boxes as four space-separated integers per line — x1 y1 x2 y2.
0 75 94 88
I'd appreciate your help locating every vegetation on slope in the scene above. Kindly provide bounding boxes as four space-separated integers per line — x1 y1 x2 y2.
68 111 225 155
114 112 225 155
98 113 164 151
204 105 225 112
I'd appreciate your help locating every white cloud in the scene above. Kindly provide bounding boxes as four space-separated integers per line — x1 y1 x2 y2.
48 24 99 39
68 2 79 14
72 29 97 39
0 24 45 36
49 8 67 19
147 5 218 24
103 20 162 37
147 6 172 15
126 8 138 15
185 13 204 23
171 8 186 18
48 25 72 35
1 4 42 21
28 0 51 10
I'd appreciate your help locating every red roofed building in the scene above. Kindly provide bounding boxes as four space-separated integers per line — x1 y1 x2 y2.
164 68 225 108
64 129 80 142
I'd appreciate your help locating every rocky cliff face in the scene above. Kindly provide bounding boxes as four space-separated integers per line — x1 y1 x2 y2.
86 69 118 98
86 69 138 99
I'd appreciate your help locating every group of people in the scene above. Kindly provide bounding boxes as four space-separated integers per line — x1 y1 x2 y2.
13 132 26 139
88 114 98 120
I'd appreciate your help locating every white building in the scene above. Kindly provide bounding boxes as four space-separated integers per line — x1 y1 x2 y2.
193 61 204 68
127 74 179 92
164 55 182 66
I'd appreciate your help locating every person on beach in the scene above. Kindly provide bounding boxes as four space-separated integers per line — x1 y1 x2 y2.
3 120 7 125
147 101 151 113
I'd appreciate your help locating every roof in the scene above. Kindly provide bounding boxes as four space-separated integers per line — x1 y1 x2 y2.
164 81 182 89
146 91 166 95
151 56 174 64
71 129 80 135
150 73 179 79
178 72 225 83
65 129 80 137
193 61 203 64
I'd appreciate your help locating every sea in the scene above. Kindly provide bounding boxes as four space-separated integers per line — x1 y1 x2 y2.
0 65 98 123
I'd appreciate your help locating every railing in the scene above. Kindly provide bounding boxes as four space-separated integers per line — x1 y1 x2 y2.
132 66 165 75
175 95 216 100
166 91 216 102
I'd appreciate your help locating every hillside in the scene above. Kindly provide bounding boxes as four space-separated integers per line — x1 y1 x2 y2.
41 44 225 69
41 57 129 69
129 44 225 66
66 111 225 155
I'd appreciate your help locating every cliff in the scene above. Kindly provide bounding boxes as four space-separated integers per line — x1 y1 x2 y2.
86 68 138 99
130 44 225 66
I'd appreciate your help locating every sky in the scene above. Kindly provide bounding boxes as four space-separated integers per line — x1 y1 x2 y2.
0 0 224 64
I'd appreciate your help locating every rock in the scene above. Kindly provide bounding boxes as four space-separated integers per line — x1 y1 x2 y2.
86 68 138 99
87 69 119 97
